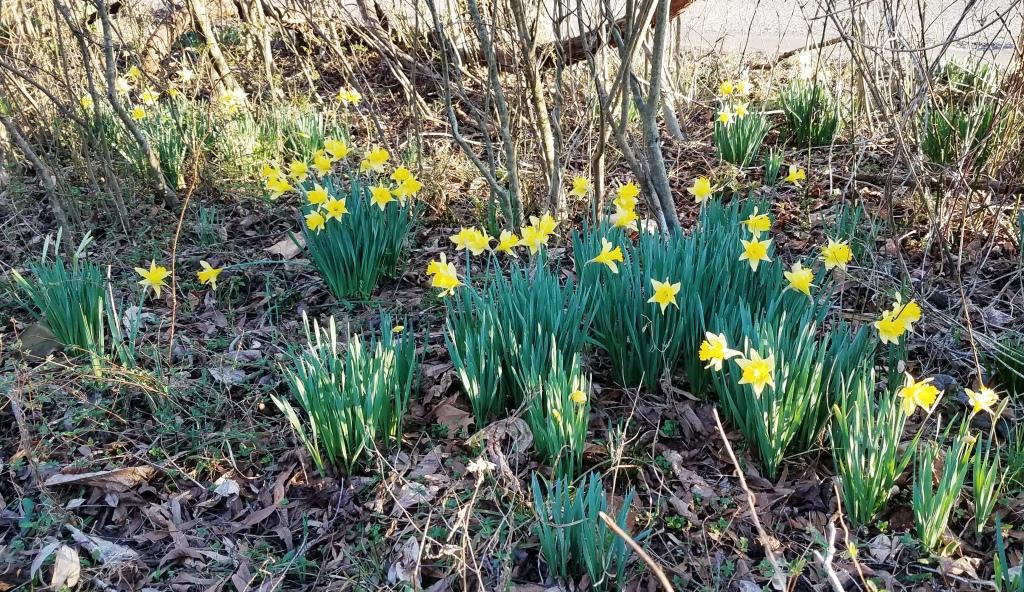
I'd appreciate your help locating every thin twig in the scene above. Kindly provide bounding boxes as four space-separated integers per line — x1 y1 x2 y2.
598 511 674 592
713 408 788 590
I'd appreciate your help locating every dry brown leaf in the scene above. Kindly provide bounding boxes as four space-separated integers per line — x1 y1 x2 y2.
264 234 304 259
387 537 421 586
45 466 156 492
432 395 473 435
50 545 80 589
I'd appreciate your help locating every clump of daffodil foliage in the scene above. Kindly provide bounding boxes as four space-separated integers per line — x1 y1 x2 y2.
273 312 417 476
532 471 645 591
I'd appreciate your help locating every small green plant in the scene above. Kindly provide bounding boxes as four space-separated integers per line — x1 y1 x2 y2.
831 367 920 526
780 79 842 147
531 472 645 590
714 110 770 166
995 517 1024 591
919 99 998 170
913 423 975 553
519 338 590 478
445 289 503 428
763 147 783 186
574 227 690 390
194 205 220 246
991 333 1024 397
13 232 105 364
302 175 419 301
711 301 873 479
972 432 1004 536
272 313 417 476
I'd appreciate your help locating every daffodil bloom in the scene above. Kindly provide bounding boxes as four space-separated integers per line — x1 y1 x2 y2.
369 185 394 210
324 138 350 161
519 224 548 254
196 261 223 290
306 184 329 206
889 296 921 331
391 167 413 183
451 227 491 256
735 80 749 95
719 80 734 96
305 210 326 232
127 65 142 80
588 238 624 273
736 350 776 395
288 160 308 181
717 110 734 124
897 373 939 415
874 310 905 345
739 236 772 271
569 176 590 197
784 166 807 185
615 181 640 210
79 95 94 110
743 207 771 235
648 278 680 313
494 230 519 257
131 106 146 121
265 176 293 199
821 238 853 271
570 390 588 405
698 332 741 371
140 89 159 105
734 102 749 118
965 385 998 415
427 256 462 296
324 198 348 221
390 177 420 202
784 262 814 297
531 214 558 238
135 260 171 297
260 163 282 180
687 177 713 203
337 87 362 106
114 77 131 95
167 88 180 99
611 207 638 230
392 325 404 333
360 147 389 173
312 150 332 176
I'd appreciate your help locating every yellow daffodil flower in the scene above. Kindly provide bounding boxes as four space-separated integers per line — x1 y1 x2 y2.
735 80 749 95
743 207 771 235
519 224 548 254
393 177 423 201
305 210 326 232
494 230 519 257
135 260 171 297
821 238 853 271
569 176 590 198
260 163 281 180
131 106 146 121
965 385 998 415
611 206 638 230
167 88 180 99
736 349 776 395
890 295 921 331
307 184 329 206
532 213 557 238
897 373 939 415
615 181 640 211
719 80 734 96
588 238 624 273
360 147 389 173
874 310 905 345
324 198 348 221
79 95 94 110
717 110 734 124
688 177 713 203
739 236 772 271
735 102 749 118
784 166 807 185
648 278 681 313
426 255 461 296
312 150 332 176
265 176 293 199
126 65 141 80
391 167 413 183
369 186 393 209
196 261 223 290
451 227 491 255
140 89 159 105
426 252 450 277
784 262 814 297
337 87 362 106
699 332 741 371
324 138 350 161
288 160 308 181
570 390 588 405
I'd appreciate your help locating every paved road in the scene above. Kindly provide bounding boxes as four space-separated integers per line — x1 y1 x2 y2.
676 0 1021 63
